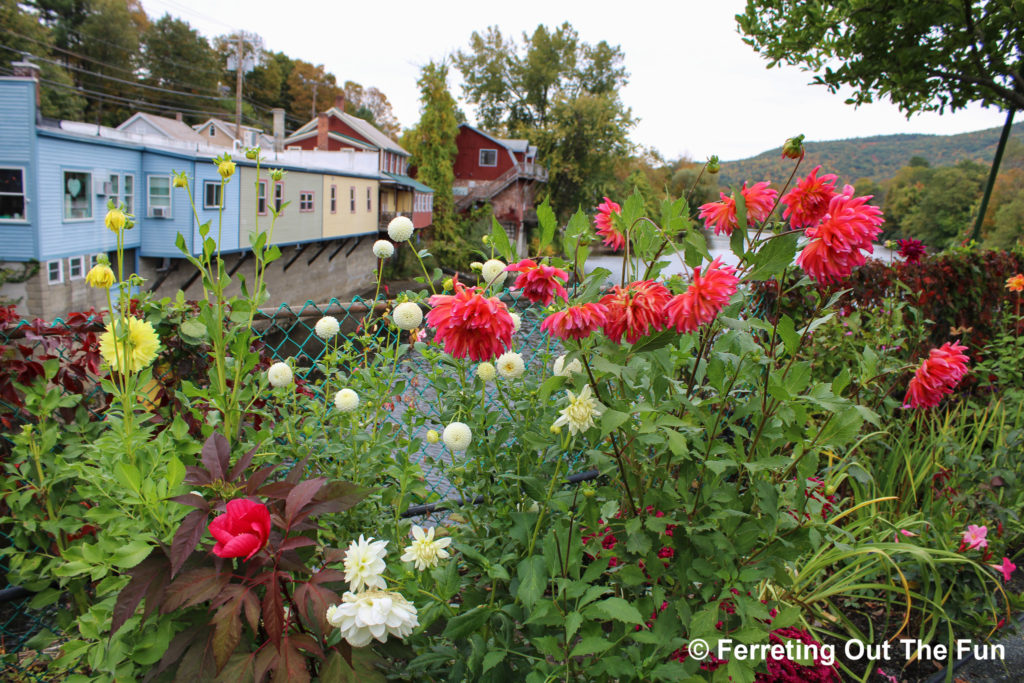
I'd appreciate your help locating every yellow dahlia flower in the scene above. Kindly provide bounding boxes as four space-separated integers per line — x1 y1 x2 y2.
99 316 161 373
85 264 115 289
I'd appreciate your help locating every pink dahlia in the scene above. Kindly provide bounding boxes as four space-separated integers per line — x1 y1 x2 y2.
505 259 569 306
599 280 672 344
897 238 926 264
904 340 970 409
594 197 625 251
664 258 739 333
698 192 737 236
796 186 884 284
540 302 608 341
741 181 778 225
426 280 514 361
781 166 838 228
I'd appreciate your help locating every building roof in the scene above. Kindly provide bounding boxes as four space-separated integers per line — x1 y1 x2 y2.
383 172 434 193
288 108 408 156
116 112 207 144
283 129 378 152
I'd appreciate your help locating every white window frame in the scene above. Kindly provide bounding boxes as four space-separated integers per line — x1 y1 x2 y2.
274 181 284 213
203 180 222 210
67 255 85 280
46 259 63 284
63 169 93 222
479 149 498 167
108 173 135 215
0 166 27 223
257 180 268 216
147 175 172 218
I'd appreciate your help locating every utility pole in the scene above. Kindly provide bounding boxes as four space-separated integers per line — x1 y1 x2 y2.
299 73 331 118
234 33 243 143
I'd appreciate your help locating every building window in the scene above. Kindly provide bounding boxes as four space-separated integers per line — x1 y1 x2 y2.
209 126 216 137
350 186 356 213
257 180 268 215
479 149 498 167
299 191 314 212
108 173 135 214
47 259 63 284
381 193 388 211
203 181 222 209
274 182 284 213
147 175 171 217
91 254 100 268
366 186 372 211
330 185 337 213
68 255 84 280
0 168 26 221
63 170 92 220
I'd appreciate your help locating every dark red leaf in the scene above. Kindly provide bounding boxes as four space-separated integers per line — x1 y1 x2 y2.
285 478 325 529
245 465 278 495
211 598 243 672
111 549 167 634
274 636 310 683
262 572 285 648
278 536 317 552
171 509 209 578
284 455 310 486
202 433 231 482
162 568 230 613
229 443 260 482
169 493 210 513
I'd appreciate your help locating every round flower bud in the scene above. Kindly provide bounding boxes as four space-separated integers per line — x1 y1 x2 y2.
315 316 340 340
267 362 293 387
373 240 395 259
85 263 115 289
425 429 440 444
482 235 490 245
707 155 720 174
781 134 805 160
510 313 522 333
496 351 525 379
392 302 423 331
470 261 484 272
481 259 507 289
105 208 127 233
442 422 471 452
217 160 236 180
387 216 414 242
442 278 453 291
245 148 259 160
550 424 561 434
476 362 496 382
270 168 284 182
334 388 359 412
172 173 189 189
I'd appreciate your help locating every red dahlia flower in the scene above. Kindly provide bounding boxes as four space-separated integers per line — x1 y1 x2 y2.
741 181 778 225
697 192 737 236
904 340 969 409
896 238 927 264
594 197 625 251
781 166 838 228
664 257 739 333
796 185 884 284
698 182 777 236
426 280 514 361
541 302 608 341
208 498 272 561
505 259 569 306
599 280 671 344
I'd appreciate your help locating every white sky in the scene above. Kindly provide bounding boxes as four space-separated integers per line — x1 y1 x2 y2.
137 0 1010 161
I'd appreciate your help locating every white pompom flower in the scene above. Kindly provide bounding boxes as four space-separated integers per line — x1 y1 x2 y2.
335 388 359 412
326 590 419 647
476 362 496 382
481 259 507 289
387 216 414 242
267 362 293 387
400 525 452 571
443 422 471 452
373 240 394 259
392 302 423 331
496 351 525 379
553 354 583 377
510 313 522 333
315 316 340 340
343 535 389 593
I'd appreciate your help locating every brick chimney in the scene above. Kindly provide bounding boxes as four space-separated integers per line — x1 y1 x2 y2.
11 60 40 107
316 112 329 151
334 94 346 112
175 112 183 122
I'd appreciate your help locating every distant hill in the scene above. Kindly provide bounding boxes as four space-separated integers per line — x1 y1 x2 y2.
718 123 1024 186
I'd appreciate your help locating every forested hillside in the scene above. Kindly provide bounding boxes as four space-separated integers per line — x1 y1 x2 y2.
719 123 1024 185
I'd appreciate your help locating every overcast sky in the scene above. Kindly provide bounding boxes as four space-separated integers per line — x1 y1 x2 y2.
137 0 1010 161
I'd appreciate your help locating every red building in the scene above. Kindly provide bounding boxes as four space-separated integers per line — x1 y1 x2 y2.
452 124 547 248
285 97 433 229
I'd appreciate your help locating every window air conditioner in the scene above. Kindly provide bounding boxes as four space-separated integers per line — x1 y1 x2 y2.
151 206 168 218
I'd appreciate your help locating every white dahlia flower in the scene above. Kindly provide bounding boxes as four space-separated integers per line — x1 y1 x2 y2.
551 384 603 435
392 302 423 331
400 525 452 571
387 216 414 242
315 316 340 340
343 535 388 593
481 259 507 289
476 362 497 382
334 388 359 412
553 354 583 377
326 590 418 647
443 422 471 452
496 351 525 379
267 362 293 387
372 240 394 259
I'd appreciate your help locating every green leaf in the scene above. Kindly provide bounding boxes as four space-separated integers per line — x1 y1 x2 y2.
516 556 547 609
584 597 644 625
747 232 798 281
571 637 612 657
601 409 630 437
180 320 207 340
443 606 491 640
537 198 556 252
491 216 514 262
112 541 152 569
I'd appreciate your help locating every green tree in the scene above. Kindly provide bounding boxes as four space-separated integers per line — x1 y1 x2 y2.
141 15 222 123
455 22 634 218
75 0 142 125
884 160 988 247
408 60 460 261
737 1 1024 114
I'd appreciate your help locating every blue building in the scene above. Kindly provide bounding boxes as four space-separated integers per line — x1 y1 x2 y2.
0 71 413 319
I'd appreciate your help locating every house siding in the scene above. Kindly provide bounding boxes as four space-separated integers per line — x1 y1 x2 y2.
453 127 514 182
0 79 37 260
239 168 322 246
192 163 240 254
140 153 193 257
322 175 378 238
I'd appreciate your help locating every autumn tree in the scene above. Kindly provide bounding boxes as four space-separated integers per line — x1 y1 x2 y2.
285 60 339 122
341 81 400 138
455 22 634 218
